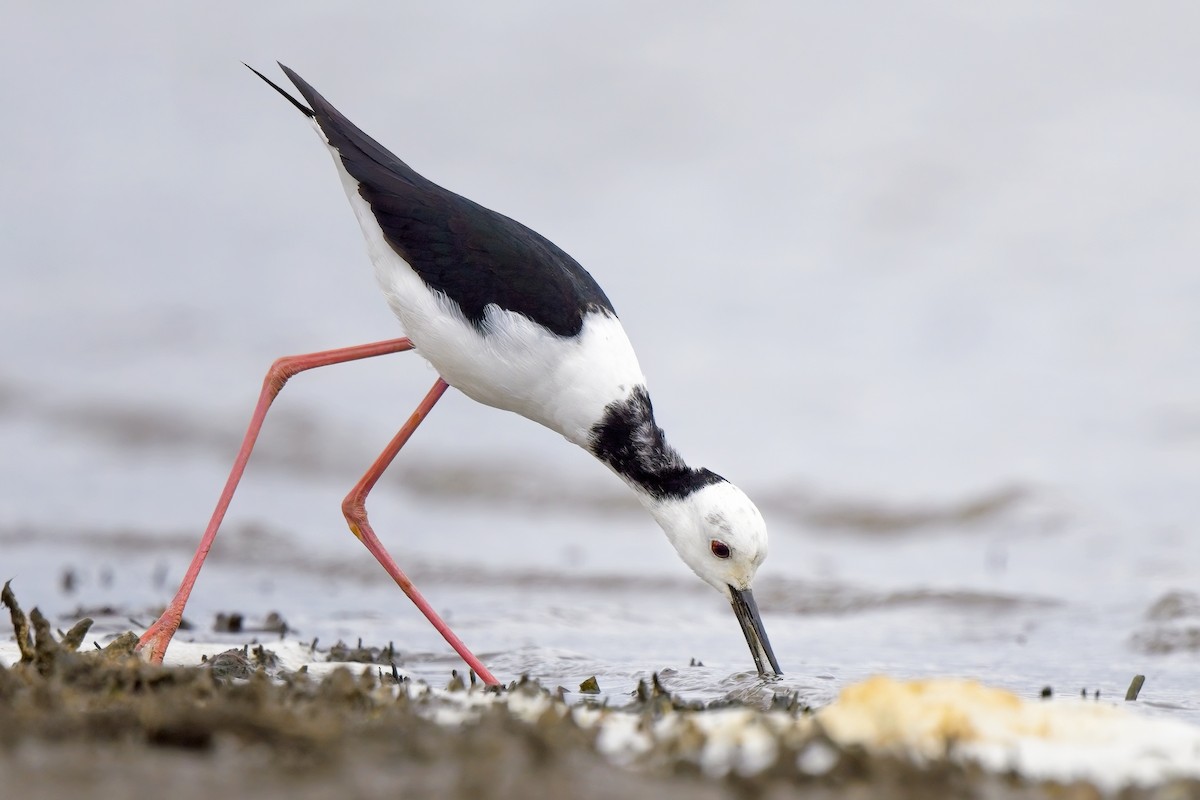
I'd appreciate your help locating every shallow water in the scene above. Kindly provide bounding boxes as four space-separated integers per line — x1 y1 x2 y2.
2 4 1198 723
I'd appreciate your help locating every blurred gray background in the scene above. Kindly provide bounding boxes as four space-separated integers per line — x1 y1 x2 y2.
1 4 1197 702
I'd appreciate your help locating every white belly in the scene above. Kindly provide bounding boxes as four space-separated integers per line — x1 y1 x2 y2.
327 145 646 446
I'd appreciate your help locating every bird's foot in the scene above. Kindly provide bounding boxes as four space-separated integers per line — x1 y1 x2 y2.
136 610 181 664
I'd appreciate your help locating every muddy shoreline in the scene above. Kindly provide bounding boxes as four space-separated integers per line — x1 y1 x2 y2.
3 588 1197 799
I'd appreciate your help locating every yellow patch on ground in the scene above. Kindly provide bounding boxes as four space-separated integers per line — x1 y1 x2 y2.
816 676 1128 758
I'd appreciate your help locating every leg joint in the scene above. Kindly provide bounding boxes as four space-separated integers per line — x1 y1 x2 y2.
266 356 302 395
341 491 367 541
341 492 365 521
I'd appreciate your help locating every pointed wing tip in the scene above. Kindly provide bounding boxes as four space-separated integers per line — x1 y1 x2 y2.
244 62 314 119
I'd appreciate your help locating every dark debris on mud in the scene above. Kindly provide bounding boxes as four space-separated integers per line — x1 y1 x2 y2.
2 583 1195 800
1131 590 1200 654
325 637 400 664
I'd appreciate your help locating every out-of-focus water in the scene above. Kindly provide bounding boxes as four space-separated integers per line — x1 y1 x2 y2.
2 5 1197 718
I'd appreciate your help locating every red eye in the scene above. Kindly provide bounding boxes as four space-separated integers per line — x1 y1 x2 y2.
710 540 731 559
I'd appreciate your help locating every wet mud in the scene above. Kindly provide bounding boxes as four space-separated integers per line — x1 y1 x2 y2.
0 376 1050 530
2 585 1195 800
1130 591 1200 655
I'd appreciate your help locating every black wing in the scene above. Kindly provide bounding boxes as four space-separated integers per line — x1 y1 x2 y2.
275 64 615 337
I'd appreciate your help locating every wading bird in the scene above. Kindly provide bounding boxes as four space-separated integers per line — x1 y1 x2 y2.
137 65 782 684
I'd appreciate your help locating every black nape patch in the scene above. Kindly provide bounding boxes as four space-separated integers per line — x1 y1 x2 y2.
588 387 725 500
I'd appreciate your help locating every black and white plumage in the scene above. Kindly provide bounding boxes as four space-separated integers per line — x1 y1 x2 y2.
251 65 781 677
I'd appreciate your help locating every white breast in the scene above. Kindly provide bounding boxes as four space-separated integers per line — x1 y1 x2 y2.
320 132 647 446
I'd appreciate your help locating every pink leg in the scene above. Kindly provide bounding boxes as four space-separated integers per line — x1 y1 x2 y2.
137 337 415 663
341 378 499 685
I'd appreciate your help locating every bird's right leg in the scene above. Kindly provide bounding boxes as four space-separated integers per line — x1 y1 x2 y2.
339 378 500 685
137 337 415 664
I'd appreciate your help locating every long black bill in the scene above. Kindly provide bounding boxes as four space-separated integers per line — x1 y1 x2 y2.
729 586 782 677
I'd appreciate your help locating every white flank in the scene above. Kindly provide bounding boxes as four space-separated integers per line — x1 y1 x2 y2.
313 121 646 446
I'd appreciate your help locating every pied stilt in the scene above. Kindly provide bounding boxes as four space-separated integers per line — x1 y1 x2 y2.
137 64 782 684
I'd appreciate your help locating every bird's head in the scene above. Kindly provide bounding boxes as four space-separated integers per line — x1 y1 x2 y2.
649 480 782 677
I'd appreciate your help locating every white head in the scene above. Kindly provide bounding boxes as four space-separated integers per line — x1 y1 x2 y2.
648 480 781 676
650 481 768 594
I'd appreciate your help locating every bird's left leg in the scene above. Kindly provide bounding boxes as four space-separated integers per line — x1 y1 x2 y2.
340 377 501 686
137 337 415 663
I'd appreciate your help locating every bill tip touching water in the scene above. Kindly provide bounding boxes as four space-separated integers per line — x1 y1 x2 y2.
136 63 781 682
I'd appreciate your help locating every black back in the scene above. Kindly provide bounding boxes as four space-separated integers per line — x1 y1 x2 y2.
277 65 615 338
